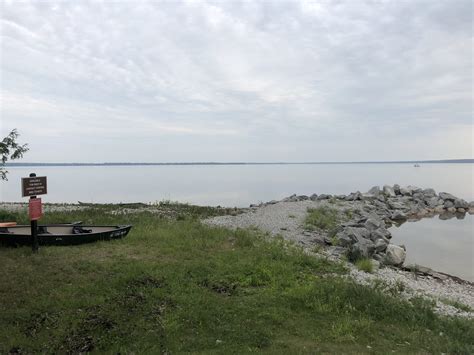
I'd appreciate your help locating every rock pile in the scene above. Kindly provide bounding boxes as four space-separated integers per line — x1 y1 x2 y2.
278 185 473 268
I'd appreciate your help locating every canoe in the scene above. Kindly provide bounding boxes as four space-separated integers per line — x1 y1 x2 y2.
0 225 132 246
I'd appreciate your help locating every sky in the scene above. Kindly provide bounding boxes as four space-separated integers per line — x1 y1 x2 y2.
0 0 472 163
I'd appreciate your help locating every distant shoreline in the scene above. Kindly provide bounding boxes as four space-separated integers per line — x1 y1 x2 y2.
5 159 474 167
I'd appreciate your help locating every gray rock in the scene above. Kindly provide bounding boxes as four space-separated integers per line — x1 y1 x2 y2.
443 200 454 208
335 194 346 200
425 196 441 208
422 188 437 198
283 194 298 202
335 232 354 247
348 239 375 261
374 238 388 252
297 195 309 201
439 192 456 202
454 198 469 209
345 191 362 201
266 200 278 205
407 185 422 194
393 184 401 195
470 201 474 208
447 207 456 213
391 211 407 221
337 227 371 245
399 187 411 196
370 228 392 241
364 218 384 231
367 186 381 195
372 253 384 262
387 200 406 210
361 193 377 201
316 194 331 200
457 208 466 213
384 244 406 266
383 185 396 197
310 193 318 201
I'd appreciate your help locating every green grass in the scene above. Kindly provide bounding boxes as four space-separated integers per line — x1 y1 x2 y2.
305 206 339 232
355 258 374 273
0 205 473 353
441 298 473 313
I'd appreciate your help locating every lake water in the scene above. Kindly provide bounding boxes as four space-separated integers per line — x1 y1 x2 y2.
1 163 473 206
1 163 472 280
390 215 473 282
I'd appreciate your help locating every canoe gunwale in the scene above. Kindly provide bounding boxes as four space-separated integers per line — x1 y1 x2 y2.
0 225 132 246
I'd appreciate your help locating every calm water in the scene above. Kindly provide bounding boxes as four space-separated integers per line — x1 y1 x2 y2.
1 163 473 280
390 215 473 281
1 163 472 206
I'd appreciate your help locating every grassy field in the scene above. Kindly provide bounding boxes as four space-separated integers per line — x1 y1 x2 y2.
0 205 473 353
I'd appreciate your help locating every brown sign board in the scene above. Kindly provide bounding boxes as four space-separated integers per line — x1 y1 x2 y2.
22 176 47 197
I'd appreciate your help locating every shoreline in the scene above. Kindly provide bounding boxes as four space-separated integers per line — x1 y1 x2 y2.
1 185 473 318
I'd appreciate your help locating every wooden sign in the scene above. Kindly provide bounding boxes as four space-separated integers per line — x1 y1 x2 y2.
22 176 47 197
29 198 43 221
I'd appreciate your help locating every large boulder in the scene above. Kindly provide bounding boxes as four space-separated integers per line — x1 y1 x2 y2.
335 227 371 246
422 188 437 198
443 200 454 209
393 184 401 195
454 198 469 209
348 239 375 261
364 218 384 231
310 193 318 201
425 196 442 208
391 210 407 221
374 238 389 252
316 194 331 200
439 192 456 202
367 186 381 195
399 187 411 196
407 185 422 194
388 200 406 210
383 185 396 197
370 227 391 241
384 244 406 266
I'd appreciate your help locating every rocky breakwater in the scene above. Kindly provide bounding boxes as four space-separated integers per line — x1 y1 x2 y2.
323 184 473 269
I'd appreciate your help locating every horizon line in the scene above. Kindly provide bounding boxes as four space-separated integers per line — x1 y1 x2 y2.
4 158 474 167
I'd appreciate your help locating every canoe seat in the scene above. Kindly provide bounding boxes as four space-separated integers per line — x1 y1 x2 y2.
72 226 92 234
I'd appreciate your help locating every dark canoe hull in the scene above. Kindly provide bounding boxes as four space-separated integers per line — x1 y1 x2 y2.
0 225 132 246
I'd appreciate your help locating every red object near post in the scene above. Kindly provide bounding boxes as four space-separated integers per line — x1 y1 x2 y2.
29 198 43 221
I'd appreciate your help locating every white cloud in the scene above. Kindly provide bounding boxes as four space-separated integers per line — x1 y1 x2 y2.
0 0 472 161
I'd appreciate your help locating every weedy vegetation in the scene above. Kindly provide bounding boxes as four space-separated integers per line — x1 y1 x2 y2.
0 204 473 353
355 258 374 273
304 206 339 232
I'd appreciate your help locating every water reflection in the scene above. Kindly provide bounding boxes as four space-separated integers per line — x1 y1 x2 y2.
390 214 474 281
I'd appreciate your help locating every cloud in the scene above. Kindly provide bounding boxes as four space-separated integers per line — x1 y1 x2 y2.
0 0 472 162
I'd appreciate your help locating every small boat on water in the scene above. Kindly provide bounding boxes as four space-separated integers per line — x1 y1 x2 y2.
414 164 421 167
0 224 132 246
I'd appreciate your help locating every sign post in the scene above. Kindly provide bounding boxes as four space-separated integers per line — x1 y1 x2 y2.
22 173 47 253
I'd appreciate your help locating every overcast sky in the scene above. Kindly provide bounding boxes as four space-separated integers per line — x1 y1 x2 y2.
1 0 472 162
